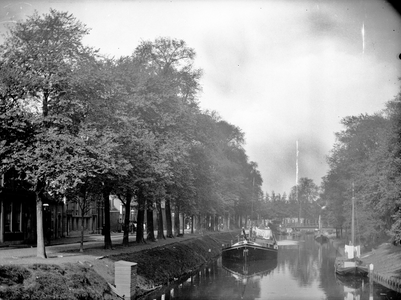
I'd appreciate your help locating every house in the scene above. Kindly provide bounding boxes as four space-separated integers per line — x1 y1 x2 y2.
64 195 124 234
0 172 124 245
0 186 36 243
0 171 69 244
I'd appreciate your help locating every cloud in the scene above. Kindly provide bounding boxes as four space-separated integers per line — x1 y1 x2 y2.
0 0 399 195
199 7 399 193
0 2 34 24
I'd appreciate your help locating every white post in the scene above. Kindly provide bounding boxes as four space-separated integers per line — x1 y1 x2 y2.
369 264 374 282
115 260 137 299
369 264 374 299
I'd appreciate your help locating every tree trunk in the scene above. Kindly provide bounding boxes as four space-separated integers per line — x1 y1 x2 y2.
136 188 146 244
80 212 85 252
79 193 88 253
197 214 201 232
156 200 165 240
35 191 47 259
165 198 173 238
122 190 132 246
212 214 215 231
174 205 180 236
136 209 146 243
181 213 185 236
102 186 113 249
191 215 194 234
146 205 156 242
37 97 48 259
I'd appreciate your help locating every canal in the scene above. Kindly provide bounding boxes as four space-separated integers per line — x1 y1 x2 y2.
145 234 401 299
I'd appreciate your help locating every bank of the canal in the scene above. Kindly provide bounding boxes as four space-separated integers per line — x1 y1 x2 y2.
2 232 401 299
332 238 401 293
109 231 239 298
0 231 239 299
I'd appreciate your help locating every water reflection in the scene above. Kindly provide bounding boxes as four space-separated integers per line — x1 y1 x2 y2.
336 275 368 300
145 235 401 300
221 259 278 299
222 259 278 278
334 275 401 300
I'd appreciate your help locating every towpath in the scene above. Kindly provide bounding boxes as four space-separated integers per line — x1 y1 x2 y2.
0 231 212 266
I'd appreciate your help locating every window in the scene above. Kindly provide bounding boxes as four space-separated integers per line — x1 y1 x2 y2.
4 202 11 232
4 202 22 232
12 203 22 232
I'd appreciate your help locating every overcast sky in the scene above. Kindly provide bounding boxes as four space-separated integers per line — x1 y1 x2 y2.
1 0 400 195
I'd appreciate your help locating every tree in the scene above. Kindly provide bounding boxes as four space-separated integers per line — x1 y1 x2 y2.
383 90 401 240
321 172 346 233
287 177 319 223
93 58 157 246
297 177 319 221
0 9 98 258
128 37 202 238
322 106 399 243
116 188 134 247
60 126 126 251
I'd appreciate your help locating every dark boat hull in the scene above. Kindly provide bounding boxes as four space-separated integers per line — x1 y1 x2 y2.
222 243 277 261
334 257 369 277
336 267 369 277
335 265 368 276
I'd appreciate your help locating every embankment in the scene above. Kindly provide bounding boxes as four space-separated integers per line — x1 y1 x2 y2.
109 231 239 298
360 243 401 293
0 231 239 300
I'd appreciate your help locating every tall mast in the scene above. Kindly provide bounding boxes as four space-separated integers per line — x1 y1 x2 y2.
252 176 254 222
351 182 355 246
296 140 300 223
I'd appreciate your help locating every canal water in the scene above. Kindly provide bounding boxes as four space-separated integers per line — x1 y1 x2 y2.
145 234 401 300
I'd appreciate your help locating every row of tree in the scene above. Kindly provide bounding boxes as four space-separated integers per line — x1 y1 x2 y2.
247 177 321 224
258 89 400 245
0 10 263 258
320 87 401 244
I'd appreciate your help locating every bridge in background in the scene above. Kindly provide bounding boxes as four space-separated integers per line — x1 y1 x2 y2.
279 223 336 232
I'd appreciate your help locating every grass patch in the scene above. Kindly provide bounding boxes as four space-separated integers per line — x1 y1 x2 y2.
0 263 118 300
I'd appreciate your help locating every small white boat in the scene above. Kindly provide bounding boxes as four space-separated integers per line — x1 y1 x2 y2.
335 183 368 277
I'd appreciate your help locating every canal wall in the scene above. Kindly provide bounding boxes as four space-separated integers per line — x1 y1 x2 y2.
360 242 401 293
332 238 401 293
108 231 239 298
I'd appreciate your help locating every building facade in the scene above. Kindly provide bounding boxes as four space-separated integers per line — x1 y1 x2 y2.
0 173 125 245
